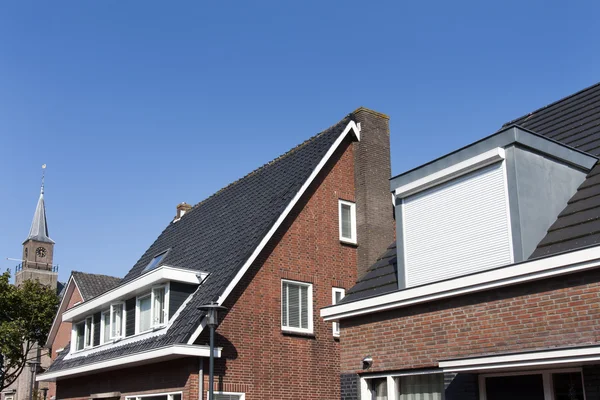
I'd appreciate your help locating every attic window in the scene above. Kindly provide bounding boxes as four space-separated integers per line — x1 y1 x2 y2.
143 250 169 273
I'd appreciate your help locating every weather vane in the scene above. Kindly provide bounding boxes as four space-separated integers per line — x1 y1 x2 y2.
41 164 46 194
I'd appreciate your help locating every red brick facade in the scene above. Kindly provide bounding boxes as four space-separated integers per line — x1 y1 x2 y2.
340 269 600 374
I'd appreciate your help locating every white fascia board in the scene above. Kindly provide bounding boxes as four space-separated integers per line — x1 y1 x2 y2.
63 266 205 322
187 120 361 344
440 346 600 372
36 344 221 382
321 245 600 321
394 148 505 198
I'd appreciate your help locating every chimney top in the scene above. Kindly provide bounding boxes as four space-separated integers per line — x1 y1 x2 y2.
174 202 192 222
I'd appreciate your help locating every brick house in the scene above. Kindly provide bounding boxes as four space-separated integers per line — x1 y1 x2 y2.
37 108 395 400
322 83 600 400
45 271 121 400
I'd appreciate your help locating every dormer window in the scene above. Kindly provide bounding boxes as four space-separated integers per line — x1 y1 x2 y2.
143 250 169 273
136 284 168 334
72 316 94 352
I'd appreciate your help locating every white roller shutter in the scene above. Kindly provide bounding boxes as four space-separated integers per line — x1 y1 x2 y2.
402 161 513 287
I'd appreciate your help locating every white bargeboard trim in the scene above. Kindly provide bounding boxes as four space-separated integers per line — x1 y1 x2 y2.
63 265 205 322
187 120 361 344
36 344 221 382
321 245 600 321
394 147 506 198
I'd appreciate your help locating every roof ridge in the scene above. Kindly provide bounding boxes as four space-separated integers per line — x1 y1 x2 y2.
72 270 121 280
190 114 352 210
502 82 600 128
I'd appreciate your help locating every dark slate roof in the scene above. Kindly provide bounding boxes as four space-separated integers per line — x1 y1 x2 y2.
71 271 122 301
46 114 355 374
341 242 397 303
344 82 600 304
502 82 600 155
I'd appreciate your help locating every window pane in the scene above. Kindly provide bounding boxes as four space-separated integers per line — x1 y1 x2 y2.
84 318 92 347
485 374 544 400
553 372 584 400
398 374 443 400
371 378 387 400
300 285 308 329
111 304 123 337
288 284 300 328
75 322 85 351
139 296 151 332
341 204 352 238
153 287 165 325
102 311 110 342
171 394 182 400
138 396 168 400
282 284 288 326
335 291 343 303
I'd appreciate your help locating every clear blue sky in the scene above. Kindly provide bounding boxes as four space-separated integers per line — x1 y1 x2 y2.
1 1 598 283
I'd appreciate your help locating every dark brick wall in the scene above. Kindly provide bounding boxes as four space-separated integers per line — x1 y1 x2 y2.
351 108 395 279
444 373 478 400
584 365 600 400
341 269 600 373
341 373 360 400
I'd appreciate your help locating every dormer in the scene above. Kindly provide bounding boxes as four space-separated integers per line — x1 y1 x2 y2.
391 126 597 289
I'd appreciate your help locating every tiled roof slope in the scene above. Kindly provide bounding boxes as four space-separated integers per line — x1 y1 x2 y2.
71 271 121 301
341 242 397 303
46 114 355 374
343 83 600 304
502 82 600 154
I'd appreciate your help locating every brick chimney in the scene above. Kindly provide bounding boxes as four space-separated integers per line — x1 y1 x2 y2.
175 202 192 221
351 107 395 279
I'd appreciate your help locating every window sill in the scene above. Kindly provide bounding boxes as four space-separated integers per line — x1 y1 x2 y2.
282 330 316 339
340 239 358 247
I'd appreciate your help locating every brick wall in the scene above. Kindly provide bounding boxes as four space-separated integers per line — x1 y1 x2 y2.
341 269 600 374
196 138 358 400
56 358 198 400
47 284 83 399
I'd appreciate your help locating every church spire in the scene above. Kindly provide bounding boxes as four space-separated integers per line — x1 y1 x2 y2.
24 165 54 244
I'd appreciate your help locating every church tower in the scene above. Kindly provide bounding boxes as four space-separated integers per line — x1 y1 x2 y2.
16 172 57 289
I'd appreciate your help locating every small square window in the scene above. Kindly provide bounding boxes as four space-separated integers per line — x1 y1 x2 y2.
332 287 345 337
339 200 357 244
281 280 313 334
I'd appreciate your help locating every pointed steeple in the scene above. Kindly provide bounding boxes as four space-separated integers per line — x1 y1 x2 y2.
24 166 54 244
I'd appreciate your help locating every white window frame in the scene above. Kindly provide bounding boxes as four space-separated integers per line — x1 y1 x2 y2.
332 287 345 337
338 199 357 244
71 320 86 353
100 309 110 344
207 392 245 400
109 302 126 340
135 284 169 334
126 391 182 400
84 316 94 349
478 367 585 400
281 279 313 334
361 371 445 400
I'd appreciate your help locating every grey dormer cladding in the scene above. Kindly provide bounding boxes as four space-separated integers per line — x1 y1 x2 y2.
391 126 597 290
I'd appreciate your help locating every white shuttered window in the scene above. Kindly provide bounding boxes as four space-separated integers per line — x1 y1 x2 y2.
402 162 513 287
281 280 313 334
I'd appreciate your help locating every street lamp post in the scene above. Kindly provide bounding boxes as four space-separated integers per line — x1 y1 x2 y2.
197 302 227 400
27 361 41 400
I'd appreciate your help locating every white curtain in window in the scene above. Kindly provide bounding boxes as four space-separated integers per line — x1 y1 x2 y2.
398 374 443 400
84 318 92 347
153 287 165 325
102 311 110 342
372 378 388 400
75 322 85 350
139 295 151 332
111 304 123 337
341 203 352 239
288 284 300 327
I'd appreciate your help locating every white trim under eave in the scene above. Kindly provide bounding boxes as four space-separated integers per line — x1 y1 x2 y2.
394 147 506 198
321 245 600 321
440 345 600 372
36 344 222 382
63 266 206 322
187 120 361 345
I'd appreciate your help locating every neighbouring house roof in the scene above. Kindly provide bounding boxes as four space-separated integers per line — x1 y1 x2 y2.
72 271 122 301
342 82 600 304
43 113 360 377
24 186 54 244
